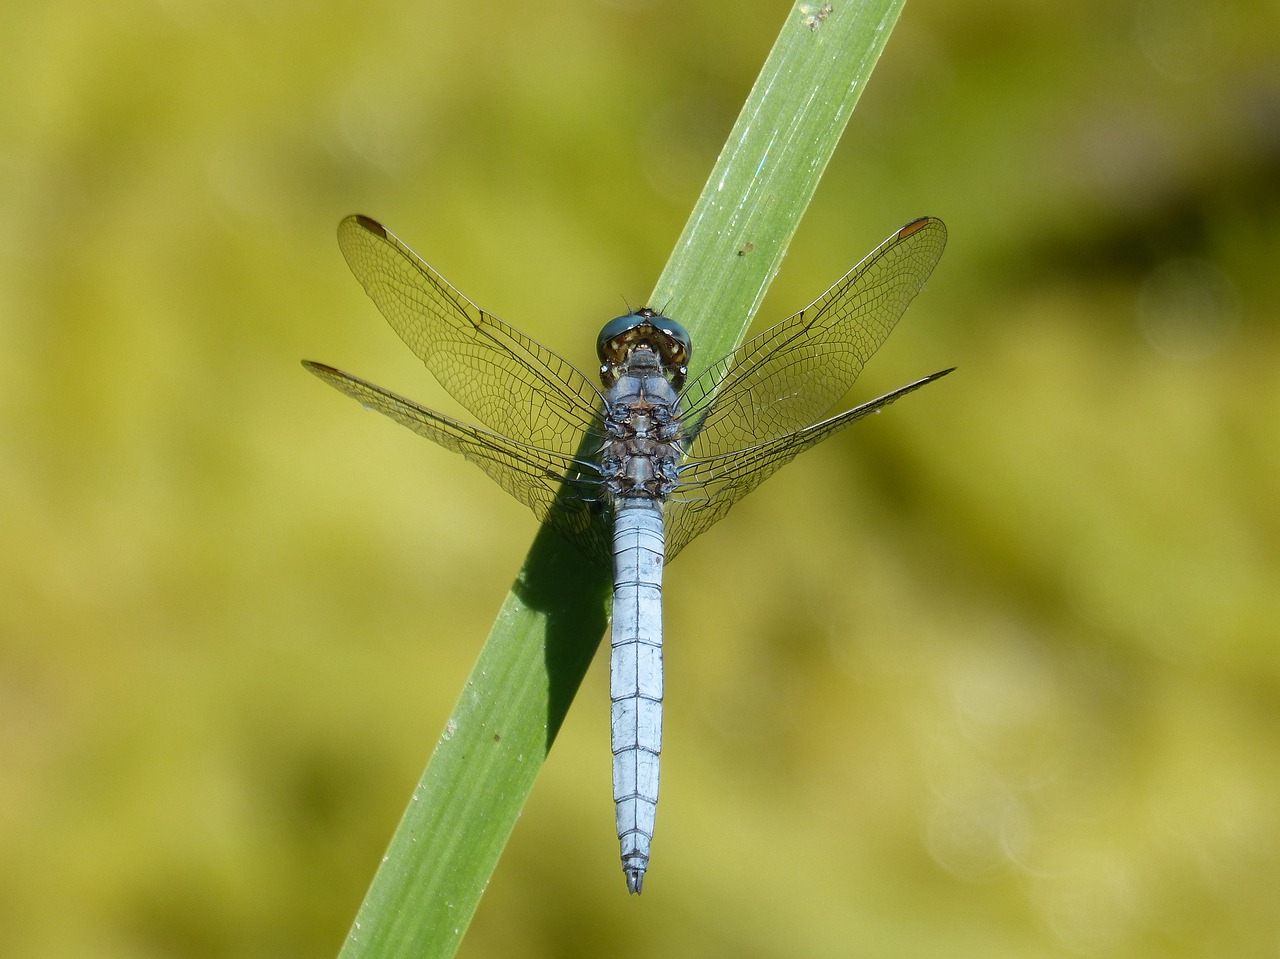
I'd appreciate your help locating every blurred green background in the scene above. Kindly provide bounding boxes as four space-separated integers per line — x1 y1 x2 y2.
3 0 1278 956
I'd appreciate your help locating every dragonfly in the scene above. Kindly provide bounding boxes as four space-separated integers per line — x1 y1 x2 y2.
304 213 950 894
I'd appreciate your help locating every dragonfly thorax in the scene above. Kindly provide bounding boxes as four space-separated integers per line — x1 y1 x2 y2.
600 331 684 503
597 308 690 391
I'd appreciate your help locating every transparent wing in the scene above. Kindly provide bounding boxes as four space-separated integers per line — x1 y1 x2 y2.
337 214 604 454
679 217 947 458
665 369 953 560
304 362 612 567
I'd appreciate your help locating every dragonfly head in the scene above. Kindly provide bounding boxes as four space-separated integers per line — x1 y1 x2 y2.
597 308 691 390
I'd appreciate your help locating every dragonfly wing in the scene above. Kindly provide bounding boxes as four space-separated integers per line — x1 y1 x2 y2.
664 369 953 561
304 361 612 567
679 217 947 458
337 215 604 455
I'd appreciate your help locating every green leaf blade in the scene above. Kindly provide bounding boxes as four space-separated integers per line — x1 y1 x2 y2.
335 2 911 956
655 0 909 369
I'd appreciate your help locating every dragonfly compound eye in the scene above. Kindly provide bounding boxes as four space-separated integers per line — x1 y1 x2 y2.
596 309 692 373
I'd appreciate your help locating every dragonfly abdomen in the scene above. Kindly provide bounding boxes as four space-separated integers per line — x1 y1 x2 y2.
610 500 664 895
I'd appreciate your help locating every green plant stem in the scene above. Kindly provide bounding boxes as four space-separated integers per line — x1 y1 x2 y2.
337 3 910 957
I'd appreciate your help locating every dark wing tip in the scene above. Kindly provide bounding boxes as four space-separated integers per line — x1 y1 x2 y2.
912 366 957 390
349 214 387 237
898 216 931 238
301 359 339 375
897 215 946 239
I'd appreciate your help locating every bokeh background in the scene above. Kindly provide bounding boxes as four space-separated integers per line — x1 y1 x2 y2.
3 0 1278 956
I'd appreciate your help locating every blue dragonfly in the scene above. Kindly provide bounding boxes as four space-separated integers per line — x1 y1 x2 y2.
304 214 950 893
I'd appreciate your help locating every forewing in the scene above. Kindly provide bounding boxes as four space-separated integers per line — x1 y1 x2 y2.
304 361 612 567
337 215 603 455
665 369 953 560
679 217 947 458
